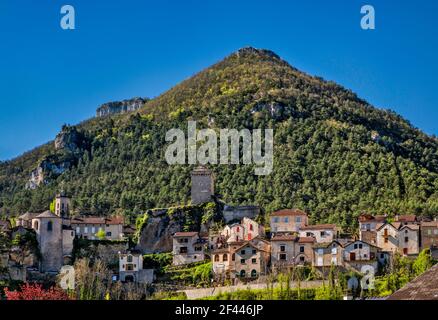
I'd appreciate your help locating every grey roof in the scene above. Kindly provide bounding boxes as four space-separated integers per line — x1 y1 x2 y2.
18 212 40 220
388 264 438 300
36 210 60 219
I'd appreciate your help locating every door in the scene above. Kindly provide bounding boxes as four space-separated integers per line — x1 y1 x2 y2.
350 252 356 261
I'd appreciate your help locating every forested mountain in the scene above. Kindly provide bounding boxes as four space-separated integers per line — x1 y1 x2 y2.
1 47 438 230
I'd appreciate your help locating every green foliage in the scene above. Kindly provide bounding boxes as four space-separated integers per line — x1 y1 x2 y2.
95 229 106 240
412 248 433 276
1 48 438 233
142 252 173 275
167 262 213 287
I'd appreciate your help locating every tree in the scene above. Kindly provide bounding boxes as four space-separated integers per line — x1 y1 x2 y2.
5 283 71 300
413 248 433 277
95 229 106 240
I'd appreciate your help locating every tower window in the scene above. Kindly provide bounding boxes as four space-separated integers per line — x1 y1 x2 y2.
47 221 53 232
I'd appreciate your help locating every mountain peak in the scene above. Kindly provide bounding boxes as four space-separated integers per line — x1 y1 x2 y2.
234 47 282 60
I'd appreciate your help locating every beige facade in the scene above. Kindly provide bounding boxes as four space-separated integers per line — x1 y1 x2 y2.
233 239 270 279
270 209 308 233
421 221 438 249
376 222 419 256
71 217 124 240
299 224 340 243
172 232 206 265
358 214 387 245
221 217 264 243
270 235 314 271
313 241 343 267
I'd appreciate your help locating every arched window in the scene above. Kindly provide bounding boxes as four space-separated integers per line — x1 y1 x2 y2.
251 269 257 278
223 254 228 262
47 221 53 232
250 224 253 231
232 253 235 261
214 254 220 262
240 270 246 277
33 221 39 231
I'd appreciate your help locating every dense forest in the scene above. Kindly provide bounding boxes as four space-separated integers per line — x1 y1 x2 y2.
1 47 438 231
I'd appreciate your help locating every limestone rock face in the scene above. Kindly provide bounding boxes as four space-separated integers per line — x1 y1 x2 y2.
96 97 148 117
55 125 82 152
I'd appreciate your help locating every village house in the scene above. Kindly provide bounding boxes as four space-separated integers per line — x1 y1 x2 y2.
342 240 381 273
172 232 206 266
313 240 343 268
269 209 308 233
16 212 40 228
420 221 438 249
70 216 124 240
118 250 154 284
270 233 314 272
299 224 340 243
221 217 264 243
232 238 271 279
358 213 387 245
376 222 420 256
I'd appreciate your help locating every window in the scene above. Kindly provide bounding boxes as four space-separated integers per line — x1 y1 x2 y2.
232 253 235 261
405 237 409 243
434 229 438 235
300 246 305 253
91 227 96 233
251 270 257 277
252 249 256 254
359 244 363 249
71 231 74 237
279 253 287 260
240 270 246 277
321 231 326 237
76 227 80 234
280 245 286 252
47 221 53 232
84 227 88 233
428 229 432 235
180 247 188 254
248 233 252 240
214 255 219 262
331 246 337 255
299 256 305 262
241 250 246 255
384 237 388 243
237 227 240 232
274 217 279 223
366 224 371 231
284 217 289 223
127 255 133 263
250 224 253 231
195 246 202 252
296 217 301 223
33 221 39 231
223 254 228 262
252 258 257 264
241 259 246 264
384 229 388 237
126 264 134 271
354 244 358 249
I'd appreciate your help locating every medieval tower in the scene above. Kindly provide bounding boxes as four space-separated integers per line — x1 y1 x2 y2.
191 166 214 205
55 192 71 217
32 211 64 272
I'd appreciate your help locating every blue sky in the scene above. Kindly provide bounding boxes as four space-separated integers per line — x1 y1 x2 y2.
0 0 437 160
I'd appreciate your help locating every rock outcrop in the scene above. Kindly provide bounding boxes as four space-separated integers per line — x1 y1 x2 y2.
96 97 148 117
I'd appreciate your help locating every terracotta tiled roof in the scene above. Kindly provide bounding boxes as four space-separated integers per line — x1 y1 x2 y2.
271 234 297 241
396 215 417 223
421 221 438 227
271 209 307 217
36 210 60 219
173 231 199 237
358 214 386 223
298 237 315 243
71 216 124 225
18 212 40 220
300 224 337 230
388 264 438 300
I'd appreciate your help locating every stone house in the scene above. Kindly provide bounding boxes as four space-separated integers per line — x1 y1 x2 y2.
376 222 420 256
299 224 340 243
221 217 264 243
16 212 40 228
270 234 314 272
70 216 124 240
358 213 387 245
313 240 343 267
232 238 270 279
343 240 380 273
421 221 438 249
269 209 308 233
172 232 206 266
118 250 154 284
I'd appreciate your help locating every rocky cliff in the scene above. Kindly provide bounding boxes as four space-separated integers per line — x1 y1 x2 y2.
96 97 148 117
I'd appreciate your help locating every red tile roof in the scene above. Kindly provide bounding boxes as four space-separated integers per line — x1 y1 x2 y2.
298 237 315 243
421 221 438 227
71 216 124 225
173 232 198 237
271 234 297 241
358 214 386 223
271 209 307 217
396 215 417 223
300 224 337 230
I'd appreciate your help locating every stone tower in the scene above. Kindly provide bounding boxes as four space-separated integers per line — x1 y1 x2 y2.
191 166 214 205
55 192 71 217
32 211 63 272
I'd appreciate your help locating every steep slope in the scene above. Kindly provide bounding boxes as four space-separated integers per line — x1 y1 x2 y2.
1 47 438 230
